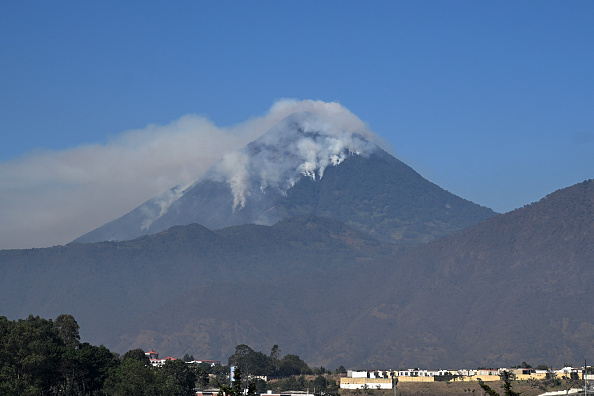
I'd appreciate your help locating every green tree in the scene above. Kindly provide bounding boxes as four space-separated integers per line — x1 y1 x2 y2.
122 348 151 365
53 314 81 349
500 371 522 396
0 315 62 395
155 359 196 396
103 358 155 396
273 374 307 391
192 364 210 389
218 367 256 396
0 314 122 396
478 371 522 396
279 354 311 377
270 344 281 373
228 344 273 376
325 377 340 396
75 342 119 395
210 364 231 388
478 379 499 396
312 375 328 395
228 344 254 375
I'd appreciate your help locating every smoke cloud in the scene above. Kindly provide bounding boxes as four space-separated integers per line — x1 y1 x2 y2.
208 107 377 212
0 99 380 249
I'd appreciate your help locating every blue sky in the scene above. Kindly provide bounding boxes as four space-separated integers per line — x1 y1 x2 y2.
1 1 593 249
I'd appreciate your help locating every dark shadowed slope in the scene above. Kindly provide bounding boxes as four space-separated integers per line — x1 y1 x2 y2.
344 178 594 368
273 147 496 245
111 180 594 369
0 215 397 350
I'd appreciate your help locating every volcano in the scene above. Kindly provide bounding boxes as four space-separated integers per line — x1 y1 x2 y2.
74 111 495 245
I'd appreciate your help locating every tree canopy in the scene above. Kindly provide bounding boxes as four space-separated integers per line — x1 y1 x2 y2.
0 315 198 396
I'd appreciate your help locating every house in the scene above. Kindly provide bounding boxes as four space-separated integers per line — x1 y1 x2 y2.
190 359 221 367
347 370 395 379
340 377 394 389
260 391 314 396
341 370 396 389
476 369 500 377
144 349 177 367
196 389 220 396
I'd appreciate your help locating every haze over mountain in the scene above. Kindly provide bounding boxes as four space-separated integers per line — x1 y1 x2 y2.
0 215 397 359
108 179 594 369
74 111 495 246
2 108 592 370
353 178 594 368
2 179 592 369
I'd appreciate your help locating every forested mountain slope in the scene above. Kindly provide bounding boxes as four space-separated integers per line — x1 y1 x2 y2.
0 216 397 348
109 180 594 369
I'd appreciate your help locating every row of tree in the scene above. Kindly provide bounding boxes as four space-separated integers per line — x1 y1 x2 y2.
0 315 343 396
224 344 342 395
227 344 313 378
0 315 200 395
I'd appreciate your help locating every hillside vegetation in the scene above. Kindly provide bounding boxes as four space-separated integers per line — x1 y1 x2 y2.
2 176 593 369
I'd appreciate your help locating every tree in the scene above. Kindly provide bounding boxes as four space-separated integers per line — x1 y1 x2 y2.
279 354 311 377
218 367 256 396
102 358 155 396
228 344 254 375
478 379 500 396
500 371 522 396
53 314 80 349
183 353 195 362
122 348 150 365
75 342 119 395
0 315 62 395
192 364 210 389
312 375 328 395
478 371 522 396
155 359 196 396
210 364 231 388
270 344 281 373
228 344 273 376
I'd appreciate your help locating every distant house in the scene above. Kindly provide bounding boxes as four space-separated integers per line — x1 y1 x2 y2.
511 368 536 376
347 370 394 379
195 389 220 396
144 349 177 367
260 391 314 396
341 370 395 389
397 368 448 377
555 367 581 379
189 359 221 367
476 369 500 377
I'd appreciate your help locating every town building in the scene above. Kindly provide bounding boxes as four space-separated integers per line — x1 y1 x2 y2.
144 349 177 367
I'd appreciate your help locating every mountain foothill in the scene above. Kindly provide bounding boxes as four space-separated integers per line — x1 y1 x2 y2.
1 111 593 370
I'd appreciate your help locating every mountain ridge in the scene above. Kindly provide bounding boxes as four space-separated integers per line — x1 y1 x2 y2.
109 179 594 369
0 215 399 348
1 179 593 369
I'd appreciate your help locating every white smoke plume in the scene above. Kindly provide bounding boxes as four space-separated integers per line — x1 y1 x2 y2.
0 99 381 249
209 106 378 209
140 184 187 231
217 151 250 210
